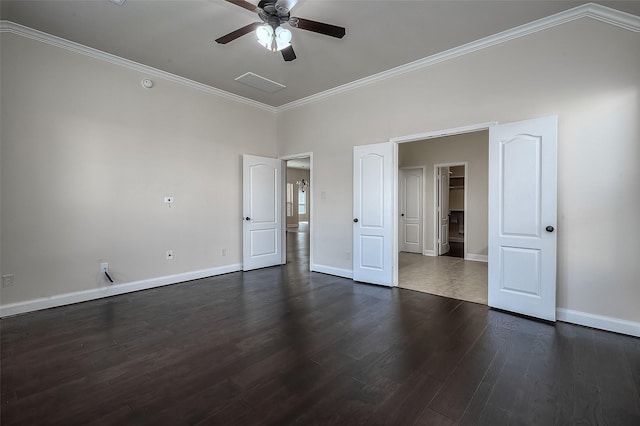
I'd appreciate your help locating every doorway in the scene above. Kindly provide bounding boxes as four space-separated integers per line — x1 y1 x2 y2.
355 117 557 320
285 155 312 268
396 130 489 304
435 163 467 259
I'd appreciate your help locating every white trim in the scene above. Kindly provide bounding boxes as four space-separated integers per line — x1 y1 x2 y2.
0 264 242 318
557 308 640 338
392 143 399 286
311 264 353 280
3 4 639 114
0 21 276 113
277 3 640 112
466 254 488 263
391 122 496 144
423 250 436 257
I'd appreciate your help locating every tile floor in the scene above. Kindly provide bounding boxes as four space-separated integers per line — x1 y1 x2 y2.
398 252 488 305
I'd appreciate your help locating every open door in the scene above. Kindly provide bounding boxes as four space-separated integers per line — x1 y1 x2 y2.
353 142 394 286
488 116 557 321
243 155 284 271
399 168 423 254
437 167 450 255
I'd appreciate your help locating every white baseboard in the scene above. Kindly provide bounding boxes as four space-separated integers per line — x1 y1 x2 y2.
466 254 488 262
557 308 640 337
423 250 436 256
311 263 353 279
0 264 242 318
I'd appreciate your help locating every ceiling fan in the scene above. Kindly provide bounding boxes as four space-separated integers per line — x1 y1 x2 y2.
215 0 346 61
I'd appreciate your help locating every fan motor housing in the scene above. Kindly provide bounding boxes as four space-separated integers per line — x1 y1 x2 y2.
258 0 290 26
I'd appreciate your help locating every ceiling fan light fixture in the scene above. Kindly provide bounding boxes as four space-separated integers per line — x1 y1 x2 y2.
275 26 292 45
256 24 292 53
256 24 274 49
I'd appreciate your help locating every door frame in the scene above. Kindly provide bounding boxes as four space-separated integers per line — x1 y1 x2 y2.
280 152 314 269
398 166 426 255
433 162 468 259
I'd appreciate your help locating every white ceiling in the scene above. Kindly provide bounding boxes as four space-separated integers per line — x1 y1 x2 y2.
2 1 639 107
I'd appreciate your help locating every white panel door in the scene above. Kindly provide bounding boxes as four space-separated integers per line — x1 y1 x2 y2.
489 116 557 321
353 142 394 286
243 155 284 271
438 167 450 255
399 168 423 253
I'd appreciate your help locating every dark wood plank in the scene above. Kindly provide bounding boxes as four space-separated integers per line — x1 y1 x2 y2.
2 230 639 425
591 328 640 424
573 325 607 425
622 333 640 399
428 322 512 421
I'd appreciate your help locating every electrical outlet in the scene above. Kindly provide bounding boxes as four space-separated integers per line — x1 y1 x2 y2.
166 250 173 260
164 196 174 204
221 248 227 256
2 274 15 288
101 262 109 273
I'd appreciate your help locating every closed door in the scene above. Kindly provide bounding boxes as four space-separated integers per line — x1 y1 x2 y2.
399 168 423 253
488 116 557 321
353 142 394 286
243 155 284 271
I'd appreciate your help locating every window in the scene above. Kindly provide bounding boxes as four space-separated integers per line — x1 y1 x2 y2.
286 183 294 217
298 188 306 214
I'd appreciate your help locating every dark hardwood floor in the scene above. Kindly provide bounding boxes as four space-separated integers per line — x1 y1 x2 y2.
442 241 464 258
2 231 640 425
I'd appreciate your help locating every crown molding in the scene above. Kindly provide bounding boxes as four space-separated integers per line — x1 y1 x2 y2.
0 21 278 114
276 3 640 112
2 3 638 114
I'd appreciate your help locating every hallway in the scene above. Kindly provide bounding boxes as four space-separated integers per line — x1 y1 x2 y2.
286 222 309 270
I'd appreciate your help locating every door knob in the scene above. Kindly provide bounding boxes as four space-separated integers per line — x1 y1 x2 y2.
546 225 554 232
245 217 251 221
353 218 359 223
401 213 405 217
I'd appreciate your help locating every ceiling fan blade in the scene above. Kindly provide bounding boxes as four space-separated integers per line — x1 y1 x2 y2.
224 0 257 12
290 17 345 39
215 22 261 44
281 45 296 61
